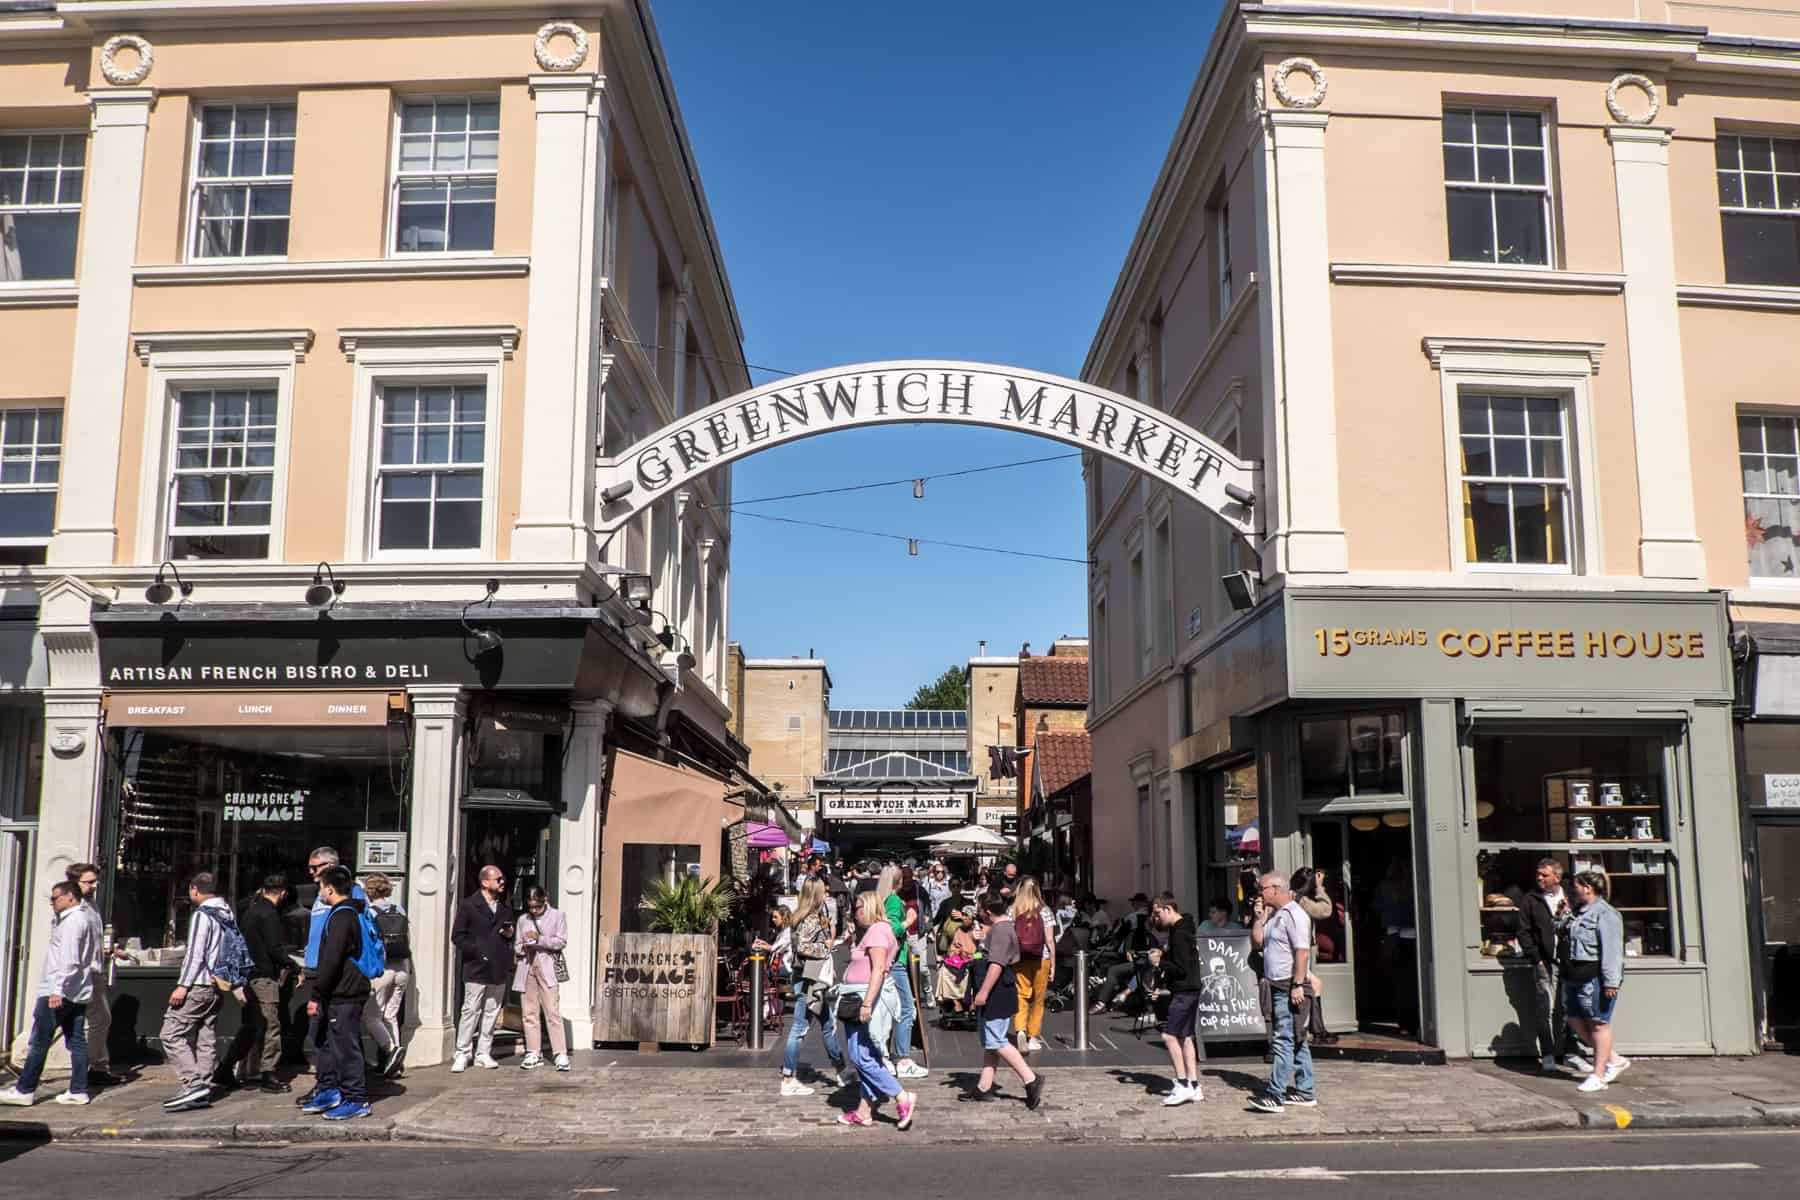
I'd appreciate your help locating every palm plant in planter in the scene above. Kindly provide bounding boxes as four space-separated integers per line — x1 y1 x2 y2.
639 873 736 934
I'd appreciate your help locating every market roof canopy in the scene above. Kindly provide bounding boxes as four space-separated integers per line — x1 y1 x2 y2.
597 362 1259 543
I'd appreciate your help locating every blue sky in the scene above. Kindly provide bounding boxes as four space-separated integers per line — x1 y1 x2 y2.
653 1 1226 705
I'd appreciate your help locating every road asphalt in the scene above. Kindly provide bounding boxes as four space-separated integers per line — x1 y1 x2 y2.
1 1127 1796 1197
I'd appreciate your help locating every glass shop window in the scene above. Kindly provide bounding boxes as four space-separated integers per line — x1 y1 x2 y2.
1472 729 1676 959
1300 712 1404 800
618 842 702 934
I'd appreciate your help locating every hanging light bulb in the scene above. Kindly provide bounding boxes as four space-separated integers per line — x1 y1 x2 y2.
913 478 925 499
907 538 919 556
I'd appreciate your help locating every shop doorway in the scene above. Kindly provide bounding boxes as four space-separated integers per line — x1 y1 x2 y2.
1755 821 1800 1049
0 824 31 1045
1305 814 1420 1040
460 806 555 910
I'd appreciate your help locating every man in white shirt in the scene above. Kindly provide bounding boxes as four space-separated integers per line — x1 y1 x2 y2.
66 862 121 1085
1249 872 1315 1113
0 881 96 1106
159 872 234 1112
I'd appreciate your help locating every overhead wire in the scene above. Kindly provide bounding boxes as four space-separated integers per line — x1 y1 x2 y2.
728 509 1094 566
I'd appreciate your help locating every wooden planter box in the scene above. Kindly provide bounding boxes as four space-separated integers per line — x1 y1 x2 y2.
592 932 718 1046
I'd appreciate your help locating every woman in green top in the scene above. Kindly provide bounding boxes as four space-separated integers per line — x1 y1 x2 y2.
875 865 926 1079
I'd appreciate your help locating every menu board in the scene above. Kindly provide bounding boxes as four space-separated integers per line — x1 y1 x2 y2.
1195 932 1266 1040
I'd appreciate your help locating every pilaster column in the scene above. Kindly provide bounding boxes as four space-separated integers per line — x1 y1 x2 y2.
402 686 468 1067
11 577 103 1066
48 89 155 567
513 73 603 562
669 266 692 414
1608 124 1706 580
1255 109 1348 577
558 699 612 1048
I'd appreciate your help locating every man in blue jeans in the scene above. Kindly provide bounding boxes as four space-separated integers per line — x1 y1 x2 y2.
0 881 96 1107
1248 871 1316 1113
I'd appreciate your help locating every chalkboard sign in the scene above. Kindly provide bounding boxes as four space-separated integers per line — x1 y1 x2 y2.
1195 932 1266 1040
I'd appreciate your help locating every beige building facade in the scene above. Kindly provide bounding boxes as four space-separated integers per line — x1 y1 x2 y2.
1086 0 1800 1057
0 0 746 1063
738 656 831 827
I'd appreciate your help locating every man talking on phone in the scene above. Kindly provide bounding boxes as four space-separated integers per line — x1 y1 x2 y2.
450 865 514 1072
1249 871 1316 1113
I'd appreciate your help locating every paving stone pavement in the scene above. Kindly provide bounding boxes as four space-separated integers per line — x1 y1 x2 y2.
4 1050 1797 1146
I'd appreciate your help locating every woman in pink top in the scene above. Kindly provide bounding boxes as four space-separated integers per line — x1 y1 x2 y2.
838 891 916 1129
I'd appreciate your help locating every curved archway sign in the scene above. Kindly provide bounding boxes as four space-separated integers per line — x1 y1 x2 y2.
597 361 1260 542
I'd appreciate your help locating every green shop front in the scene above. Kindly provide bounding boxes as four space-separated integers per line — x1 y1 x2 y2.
1179 588 1755 1058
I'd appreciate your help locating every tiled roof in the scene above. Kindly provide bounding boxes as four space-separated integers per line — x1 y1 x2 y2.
1035 730 1091 797
1018 654 1089 706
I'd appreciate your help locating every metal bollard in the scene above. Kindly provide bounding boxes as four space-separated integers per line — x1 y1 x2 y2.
1073 950 1089 1050
748 953 767 1050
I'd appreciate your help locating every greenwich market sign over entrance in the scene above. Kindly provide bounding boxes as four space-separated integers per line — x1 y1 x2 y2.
596 362 1260 542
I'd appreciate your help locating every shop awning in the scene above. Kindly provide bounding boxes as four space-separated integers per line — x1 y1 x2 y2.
744 821 791 849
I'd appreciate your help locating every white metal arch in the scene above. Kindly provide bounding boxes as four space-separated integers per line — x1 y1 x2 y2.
597 361 1259 542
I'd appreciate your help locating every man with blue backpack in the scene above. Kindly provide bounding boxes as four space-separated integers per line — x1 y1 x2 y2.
298 864 383 1120
159 872 253 1111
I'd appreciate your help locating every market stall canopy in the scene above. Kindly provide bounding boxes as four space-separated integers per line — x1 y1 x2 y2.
916 824 1010 849
744 821 791 849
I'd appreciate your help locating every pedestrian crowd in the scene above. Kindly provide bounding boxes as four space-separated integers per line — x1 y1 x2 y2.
0 845 571 1120
0 847 1632 1126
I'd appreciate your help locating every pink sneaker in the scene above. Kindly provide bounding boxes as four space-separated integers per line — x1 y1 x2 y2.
896 1092 917 1130
837 1111 873 1128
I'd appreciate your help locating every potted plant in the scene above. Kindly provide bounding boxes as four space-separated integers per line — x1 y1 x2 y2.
639 873 736 934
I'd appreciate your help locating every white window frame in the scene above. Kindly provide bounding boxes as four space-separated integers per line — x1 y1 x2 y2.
1215 200 1233 314
387 95 500 258
165 386 281 560
131 332 307 564
1715 131 1800 286
1126 520 1150 678
0 405 62 550
340 326 515 562
1149 494 1173 666
0 129 86 284
1455 391 1575 573
1426 338 1603 578
1442 105 1557 269
1739 409 1800 583
186 101 297 263
1091 571 1111 712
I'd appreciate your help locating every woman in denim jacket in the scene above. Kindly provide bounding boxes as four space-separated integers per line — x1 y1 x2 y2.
1562 870 1627 1093
778 878 847 1097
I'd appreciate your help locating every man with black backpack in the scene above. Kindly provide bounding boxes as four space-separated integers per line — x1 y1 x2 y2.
217 874 292 1094
159 872 249 1111
300 865 375 1120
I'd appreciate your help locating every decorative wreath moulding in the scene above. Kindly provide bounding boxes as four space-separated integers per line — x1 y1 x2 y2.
99 34 153 86
534 21 589 72
1272 57 1327 109
1245 77 1267 126
1606 73 1660 125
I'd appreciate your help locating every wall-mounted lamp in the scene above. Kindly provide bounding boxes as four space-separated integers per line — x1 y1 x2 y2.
650 612 698 672
1223 482 1256 507
145 561 192 606
462 578 502 655
618 572 653 610
304 562 345 610
1221 569 1257 612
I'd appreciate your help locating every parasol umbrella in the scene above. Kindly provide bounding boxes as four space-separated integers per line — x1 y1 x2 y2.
915 824 1011 850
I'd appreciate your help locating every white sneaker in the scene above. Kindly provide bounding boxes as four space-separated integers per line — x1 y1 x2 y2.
553 1054 571 1072
1577 1074 1608 1093
474 1054 500 1070
519 1053 542 1071
1161 1084 1194 1107
1026 1037 1044 1053
779 1078 815 1097
450 1053 470 1073
1565 1053 1593 1075
0 1087 34 1106
895 1061 929 1079
54 1091 91 1106
1602 1056 1631 1083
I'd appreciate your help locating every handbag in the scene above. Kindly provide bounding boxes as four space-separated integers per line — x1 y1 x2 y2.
835 987 865 1023
553 949 570 983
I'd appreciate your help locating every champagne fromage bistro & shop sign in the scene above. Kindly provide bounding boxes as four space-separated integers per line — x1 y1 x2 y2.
593 933 717 1046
